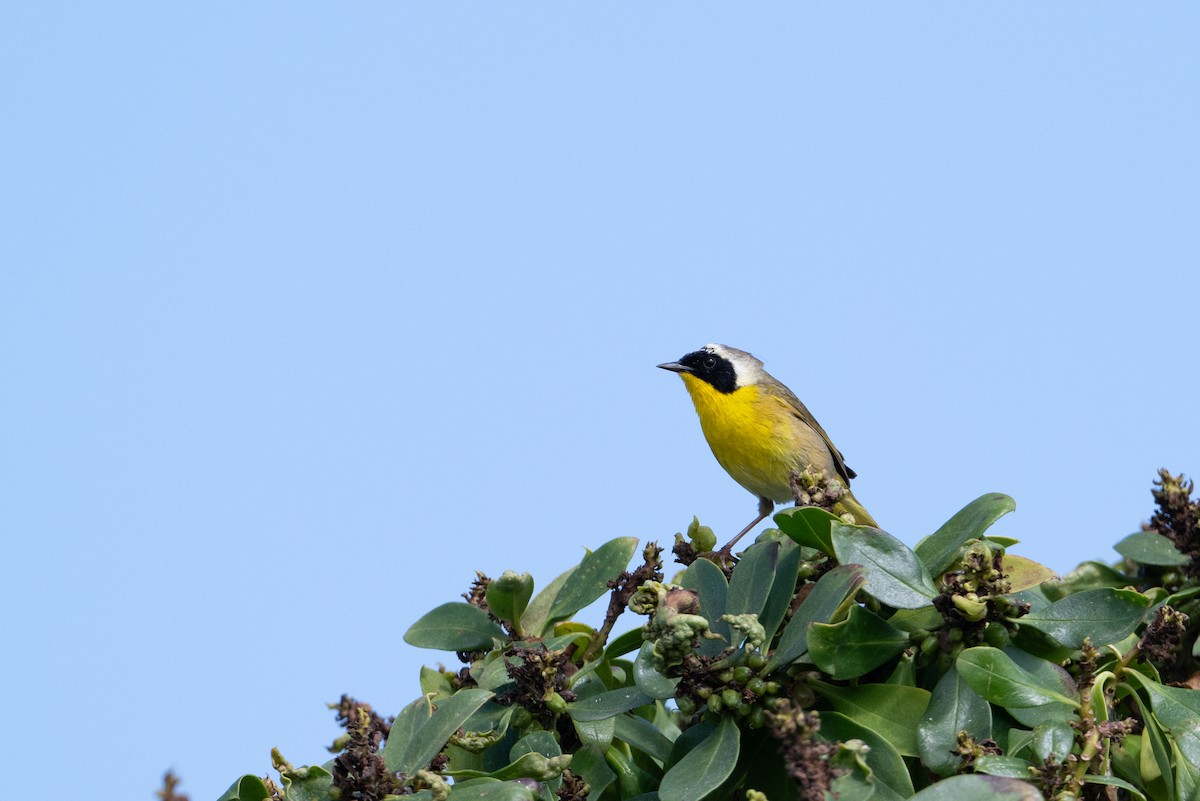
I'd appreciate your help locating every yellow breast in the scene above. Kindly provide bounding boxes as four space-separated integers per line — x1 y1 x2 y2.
680 373 834 503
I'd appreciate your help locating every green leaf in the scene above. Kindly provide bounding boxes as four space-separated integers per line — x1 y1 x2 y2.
819 712 915 797
387 694 429 766
614 713 675 763
826 769 887 801
973 756 1035 779
956 647 1077 708
1174 719 1200 763
651 699 682 745
1173 722 1200 801
734 729 799 801
1081 774 1147 801
814 682 931 757
1001 554 1058 593
510 730 561 761
985 536 1021 547
885 651 917 686
566 746 615 801
1139 706 1176 801
1178 758 1200 801
918 666 993 777
633 641 679 700
1088 669 1116 723
1127 672 1200 733
665 720 714 768
907 773 1041 800
680 556 730 653
444 702 514 770
472 651 518 694
827 737 904 801
496 751 566 782
278 764 333 801
1111 733 1140 789
774 505 840 553
447 748 568 782
757 540 802 644
888 605 943 632
547 537 639 623
1164 585 1200 610
832 524 938 609
766 564 865 671
1018 587 1151 648
726 540 778 617
404 602 505 651
567 686 652 722
659 715 740 801
216 775 269 801
1032 721 1075 762
914 493 1017 576
1007 622 1074 664
1115 531 1190 566
605 744 659 797
574 715 616 749
485 571 534 634
540 631 592 652
808 605 908 680
568 665 608 697
521 565 576 637
1005 728 1034 760
419 666 455 700
383 688 495 775
603 627 645 660
444 779 538 801
1040 561 1131 601
1003 648 1080 727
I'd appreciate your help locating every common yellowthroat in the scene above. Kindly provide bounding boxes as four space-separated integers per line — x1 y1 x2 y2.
659 344 877 553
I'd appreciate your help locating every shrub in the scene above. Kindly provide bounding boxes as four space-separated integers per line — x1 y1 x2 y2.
215 469 1200 801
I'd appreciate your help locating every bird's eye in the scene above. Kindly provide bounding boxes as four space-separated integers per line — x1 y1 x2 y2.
703 356 716 369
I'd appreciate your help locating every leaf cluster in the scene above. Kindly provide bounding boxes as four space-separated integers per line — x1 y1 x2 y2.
214 471 1200 801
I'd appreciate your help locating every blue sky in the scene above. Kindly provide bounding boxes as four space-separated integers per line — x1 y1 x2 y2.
2 4 1197 800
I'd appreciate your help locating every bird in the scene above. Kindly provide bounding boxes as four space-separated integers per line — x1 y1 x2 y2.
658 343 876 555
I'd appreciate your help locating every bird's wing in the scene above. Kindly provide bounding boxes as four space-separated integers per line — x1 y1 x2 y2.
767 380 857 484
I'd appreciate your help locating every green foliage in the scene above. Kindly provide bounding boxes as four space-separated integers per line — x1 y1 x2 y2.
1017 588 1150 648
218 469 1200 801
405 603 505 651
913 493 1017 577
384 690 495 776
659 716 740 801
808 605 908 679
829 525 938 609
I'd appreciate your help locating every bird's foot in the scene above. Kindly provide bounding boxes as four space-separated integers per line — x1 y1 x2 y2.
702 546 739 577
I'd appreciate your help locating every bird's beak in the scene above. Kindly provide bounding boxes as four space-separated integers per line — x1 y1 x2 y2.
657 361 691 373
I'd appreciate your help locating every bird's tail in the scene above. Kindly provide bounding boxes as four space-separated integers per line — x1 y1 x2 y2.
834 491 878 528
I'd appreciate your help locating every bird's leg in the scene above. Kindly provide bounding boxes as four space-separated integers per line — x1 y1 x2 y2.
717 496 775 556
